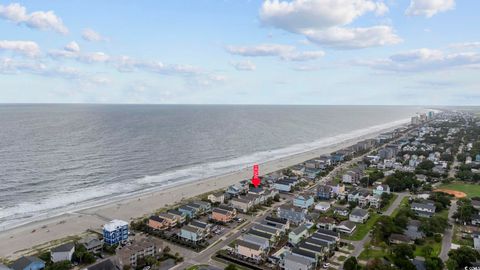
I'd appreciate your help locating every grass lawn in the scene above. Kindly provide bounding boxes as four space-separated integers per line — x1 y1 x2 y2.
343 213 380 241
391 197 409 217
358 248 388 260
413 238 442 257
438 182 480 198
381 193 398 212
452 224 474 247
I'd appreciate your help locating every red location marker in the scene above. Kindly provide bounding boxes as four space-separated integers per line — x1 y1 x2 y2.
251 164 260 188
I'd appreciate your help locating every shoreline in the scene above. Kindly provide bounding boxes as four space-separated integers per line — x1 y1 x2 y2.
0 118 410 259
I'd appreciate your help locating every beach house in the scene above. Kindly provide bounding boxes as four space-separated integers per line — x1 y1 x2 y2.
178 225 204 242
277 205 308 225
411 201 436 218
167 209 187 224
373 184 390 196
265 216 290 230
10 257 45 270
283 252 314 270
189 220 212 235
208 192 225 204
316 185 332 200
242 234 270 251
333 205 350 216
274 179 293 192
79 236 103 254
293 194 315 209
103 219 129 246
211 207 236 223
117 237 163 269
178 205 197 218
230 197 253 213
235 240 264 261
288 224 310 245
349 208 369 223
51 242 75 263
336 221 357 235
148 216 170 231
158 213 178 227
314 201 331 212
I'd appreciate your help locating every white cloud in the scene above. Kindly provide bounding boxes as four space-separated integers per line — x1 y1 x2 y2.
260 0 388 31
226 44 324 61
405 0 455 18
80 52 110 63
0 40 40 57
355 48 480 72
0 57 46 74
226 44 294 57
231 60 256 71
449 42 480 50
303 26 401 49
64 41 80 53
82 28 108 42
259 0 399 49
0 3 68 34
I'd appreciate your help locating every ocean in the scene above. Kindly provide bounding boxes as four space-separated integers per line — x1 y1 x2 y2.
0 105 421 231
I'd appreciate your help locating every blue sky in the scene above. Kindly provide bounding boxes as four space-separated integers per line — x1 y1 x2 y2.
0 0 479 105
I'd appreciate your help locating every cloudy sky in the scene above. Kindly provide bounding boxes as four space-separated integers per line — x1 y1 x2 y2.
0 0 479 105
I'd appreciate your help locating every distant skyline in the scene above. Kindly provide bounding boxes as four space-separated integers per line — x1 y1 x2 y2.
0 0 479 105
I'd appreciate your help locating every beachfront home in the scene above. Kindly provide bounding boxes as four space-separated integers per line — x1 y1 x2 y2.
349 208 369 223
235 240 264 261
288 224 310 245
167 209 187 224
277 205 308 225
158 213 178 227
192 201 212 213
79 236 103 254
226 185 241 197
148 216 170 231
178 205 197 218
274 180 293 192
208 192 225 204
178 225 204 242
10 257 45 270
117 237 163 269
304 168 321 180
294 194 315 209
283 252 314 270
230 197 253 213
316 185 332 200
51 242 75 263
211 207 236 223
103 219 129 246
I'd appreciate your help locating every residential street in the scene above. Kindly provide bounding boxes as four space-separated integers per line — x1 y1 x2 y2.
440 200 458 262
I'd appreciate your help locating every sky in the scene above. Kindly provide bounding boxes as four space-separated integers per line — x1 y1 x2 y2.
0 0 479 105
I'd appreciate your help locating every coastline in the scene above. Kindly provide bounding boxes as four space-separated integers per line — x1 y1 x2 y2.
0 118 410 259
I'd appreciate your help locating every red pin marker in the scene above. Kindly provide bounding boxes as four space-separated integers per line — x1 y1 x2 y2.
251 164 260 188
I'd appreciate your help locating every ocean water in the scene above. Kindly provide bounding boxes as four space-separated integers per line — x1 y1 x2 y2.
0 105 420 230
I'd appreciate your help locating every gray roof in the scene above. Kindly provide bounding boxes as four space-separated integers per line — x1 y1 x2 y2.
236 239 261 250
87 259 119 270
51 242 75 253
411 202 436 211
339 220 356 230
11 257 44 270
291 224 308 235
316 228 339 238
350 208 369 217
284 253 312 266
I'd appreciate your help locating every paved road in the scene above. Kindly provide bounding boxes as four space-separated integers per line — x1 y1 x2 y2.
440 200 457 262
348 192 409 260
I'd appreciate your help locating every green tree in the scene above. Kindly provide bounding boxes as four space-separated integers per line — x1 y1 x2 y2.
447 246 480 269
425 257 444 270
224 264 237 270
45 261 72 270
343 256 359 270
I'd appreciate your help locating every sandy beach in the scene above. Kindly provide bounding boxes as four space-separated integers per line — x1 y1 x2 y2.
0 120 408 260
